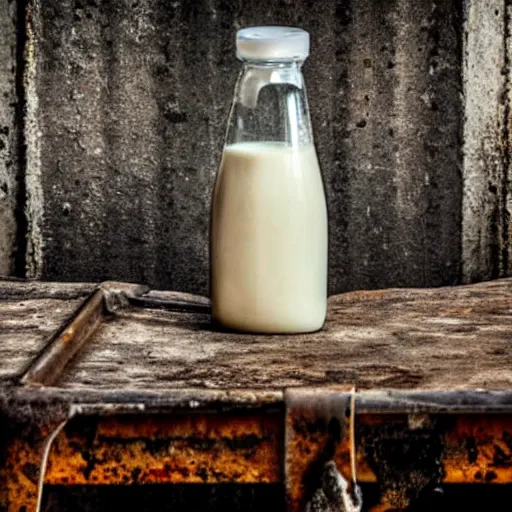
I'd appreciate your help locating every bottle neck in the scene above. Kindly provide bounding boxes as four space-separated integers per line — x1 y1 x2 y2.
236 60 304 108
225 58 313 148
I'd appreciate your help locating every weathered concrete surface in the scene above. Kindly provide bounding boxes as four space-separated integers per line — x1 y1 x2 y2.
462 0 510 283
30 0 463 294
507 0 512 278
316 0 462 290
33 0 227 290
0 0 19 276
24 0 44 279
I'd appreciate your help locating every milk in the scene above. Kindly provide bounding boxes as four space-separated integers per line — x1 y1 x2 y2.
210 142 328 333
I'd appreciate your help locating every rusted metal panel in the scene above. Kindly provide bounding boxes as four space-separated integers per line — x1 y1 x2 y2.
353 413 512 498
286 389 512 511
0 401 70 512
4 391 512 511
45 412 283 485
0 392 283 512
443 415 512 484
42 484 285 512
285 388 352 512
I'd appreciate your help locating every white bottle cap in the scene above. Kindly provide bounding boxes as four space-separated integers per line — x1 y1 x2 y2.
236 26 310 61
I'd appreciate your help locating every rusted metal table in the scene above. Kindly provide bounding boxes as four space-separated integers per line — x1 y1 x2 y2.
1 278 512 511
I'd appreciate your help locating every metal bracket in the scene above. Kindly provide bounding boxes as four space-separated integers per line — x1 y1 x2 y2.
285 388 451 512
285 387 353 512
18 281 211 387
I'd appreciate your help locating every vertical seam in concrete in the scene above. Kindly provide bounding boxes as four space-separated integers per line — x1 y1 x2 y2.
13 0 28 277
24 0 43 278
461 0 506 282
393 0 428 286
0 0 18 276
505 0 511 274
461 0 469 282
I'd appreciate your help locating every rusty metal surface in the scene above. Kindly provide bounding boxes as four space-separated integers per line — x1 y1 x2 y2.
18 288 105 386
0 400 71 512
286 388 353 512
17 281 213 388
351 389 512 414
0 393 282 512
286 388 512 511
350 414 512 503
42 484 285 512
442 415 512 484
4 389 512 511
9 386 285 412
45 412 282 485
17 280 207 387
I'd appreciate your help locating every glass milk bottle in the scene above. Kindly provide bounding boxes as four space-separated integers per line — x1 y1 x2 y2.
210 26 328 334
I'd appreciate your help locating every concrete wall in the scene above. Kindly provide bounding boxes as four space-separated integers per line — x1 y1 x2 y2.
0 0 19 276
0 0 510 294
462 0 511 283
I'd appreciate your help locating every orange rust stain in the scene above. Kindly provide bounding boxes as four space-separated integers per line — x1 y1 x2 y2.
288 411 512 512
337 414 512 485
2 437 40 512
6 411 512 511
95 413 270 439
56 289 103 345
443 415 512 484
60 327 75 343
45 413 283 485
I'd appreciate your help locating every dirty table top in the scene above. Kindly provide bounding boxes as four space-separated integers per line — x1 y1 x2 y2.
1 278 511 393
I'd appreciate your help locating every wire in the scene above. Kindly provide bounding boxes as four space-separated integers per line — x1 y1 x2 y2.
350 385 357 485
35 406 79 512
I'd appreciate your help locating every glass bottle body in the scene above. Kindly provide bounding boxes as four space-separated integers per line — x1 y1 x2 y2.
210 58 328 333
